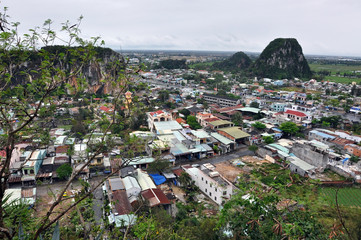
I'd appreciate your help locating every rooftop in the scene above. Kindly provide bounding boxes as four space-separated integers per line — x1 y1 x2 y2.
218 127 250 139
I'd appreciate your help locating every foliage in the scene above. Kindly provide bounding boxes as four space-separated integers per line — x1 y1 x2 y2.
179 108 191 118
186 115 201 130
249 101 260 108
146 159 171 173
253 38 312 79
158 90 170 102
248 145 258 152
350 155 360 163
262 135 274 144
56 163 72 180
279 121 299 136
158 59 187 69
252 121 266 130
212 51 252 73
231 112 243 126
218 173 326 240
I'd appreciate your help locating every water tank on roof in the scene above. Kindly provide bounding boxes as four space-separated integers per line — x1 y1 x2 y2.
209 171 220 178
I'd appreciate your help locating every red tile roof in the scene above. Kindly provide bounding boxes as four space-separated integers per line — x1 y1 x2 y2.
150 110 164 116
112 190 133 215
141 188 170 207
172 168 184 177
284 110 307 117
204 117 220 123
56 145 68 154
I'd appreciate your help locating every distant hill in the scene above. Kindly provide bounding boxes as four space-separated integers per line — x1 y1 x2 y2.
212 51 251 72
158 59 188 69
252 38 312 79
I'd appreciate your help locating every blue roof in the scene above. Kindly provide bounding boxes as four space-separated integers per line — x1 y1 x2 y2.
149 174 166 185
310 130 335 140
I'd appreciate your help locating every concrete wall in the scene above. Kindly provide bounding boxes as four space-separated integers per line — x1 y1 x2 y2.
291 143 328 167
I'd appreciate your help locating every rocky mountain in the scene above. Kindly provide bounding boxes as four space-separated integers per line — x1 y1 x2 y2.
2 46 124 95
212 51 251 72
252 38 312 79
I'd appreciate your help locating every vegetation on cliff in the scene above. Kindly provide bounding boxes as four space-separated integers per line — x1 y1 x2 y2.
252 38 312 79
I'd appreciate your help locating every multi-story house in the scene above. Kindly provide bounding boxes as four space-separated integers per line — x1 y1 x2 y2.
147 110 173 132
184 163 233 205
22 149 47 186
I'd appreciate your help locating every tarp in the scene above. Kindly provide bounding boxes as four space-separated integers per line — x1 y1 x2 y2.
342 158 349 165
149 174 166 185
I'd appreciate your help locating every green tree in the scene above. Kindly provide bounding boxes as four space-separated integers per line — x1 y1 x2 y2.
250 101 260 108
248 145 258 153
158 90 169 102
56 163 72 180
231 112 243 126
279 121 299 136
252 121 266 130
262 135 274 144
147 159 170 173
187 115 201 129
350 155 359 163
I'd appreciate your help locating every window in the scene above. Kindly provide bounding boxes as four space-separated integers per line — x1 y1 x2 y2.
205 189 207 193
215 188 217 192
30 169 34 174
215 197 217 201
206 180 208 184
223 191 227 195
24 170 28 175
201 177 203 181
209 192 212 196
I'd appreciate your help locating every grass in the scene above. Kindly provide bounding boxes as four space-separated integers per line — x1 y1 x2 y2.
319 187 361 207
309 63 361 74
309 63 361 84
323 75 361 84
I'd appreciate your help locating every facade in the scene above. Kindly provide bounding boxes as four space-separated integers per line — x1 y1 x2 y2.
184 163 233 205
284 110 307 123
270 103 286 112
344 144 361 157
147 110 173 132
202 94 241 108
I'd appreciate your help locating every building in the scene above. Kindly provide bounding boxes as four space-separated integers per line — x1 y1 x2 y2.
344 144 361 157
184 163 233 205
147 110 173 132
208 120 234 130
202 94 241 108
284 110 307 123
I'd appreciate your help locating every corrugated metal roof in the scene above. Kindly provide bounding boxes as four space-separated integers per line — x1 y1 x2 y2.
210 132 233 145
154 120 182 132
122 176 141 190
218 127 250 139
289 156 315 171
209 120 233 127
268 143 290 154
240 107 261 114
109 178 125 191
136 169 156 191
191 129 211 139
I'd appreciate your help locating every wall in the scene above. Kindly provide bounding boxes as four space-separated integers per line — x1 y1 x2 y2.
291 143 328 167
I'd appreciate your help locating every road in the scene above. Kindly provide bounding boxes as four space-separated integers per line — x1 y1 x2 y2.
175 147 254 166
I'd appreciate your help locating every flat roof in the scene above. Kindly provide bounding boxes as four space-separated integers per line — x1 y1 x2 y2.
268 143 290 154
191 129 211 139
310 130 336 140
218 127 250 139
289 156 315 171
154 121 182 132
240 107 261 114
210 132 233 145
208 120 233 127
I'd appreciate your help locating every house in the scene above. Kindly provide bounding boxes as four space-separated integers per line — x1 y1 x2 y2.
284 110 307 123
122 176 141 204
141 188 171 208
270 103 287 112
147 110 173 132
217 127 250 148
308 130 336 144
208 120 234 130
183 163 233 205
22 149 47 186
344 144 361 157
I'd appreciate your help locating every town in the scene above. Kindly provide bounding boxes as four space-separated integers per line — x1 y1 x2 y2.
3 46 361 239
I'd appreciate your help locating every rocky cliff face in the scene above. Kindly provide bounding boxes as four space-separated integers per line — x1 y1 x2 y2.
212 51 251 72
253 38 312 79
4 46 124 95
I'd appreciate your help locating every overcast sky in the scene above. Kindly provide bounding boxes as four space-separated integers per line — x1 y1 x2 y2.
2 0 361 56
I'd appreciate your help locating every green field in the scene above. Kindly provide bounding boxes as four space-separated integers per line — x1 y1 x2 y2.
310 63 361 83
319 187 361 207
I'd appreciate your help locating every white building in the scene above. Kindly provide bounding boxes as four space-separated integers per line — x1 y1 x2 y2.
184 163 233 205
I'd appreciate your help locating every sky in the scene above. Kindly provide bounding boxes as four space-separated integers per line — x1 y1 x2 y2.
2 0 361 56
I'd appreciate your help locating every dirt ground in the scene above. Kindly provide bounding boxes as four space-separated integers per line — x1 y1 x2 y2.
240 155 264 164
215 162 244 183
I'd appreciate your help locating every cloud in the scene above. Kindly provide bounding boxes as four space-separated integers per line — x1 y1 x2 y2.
2 0 361 56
